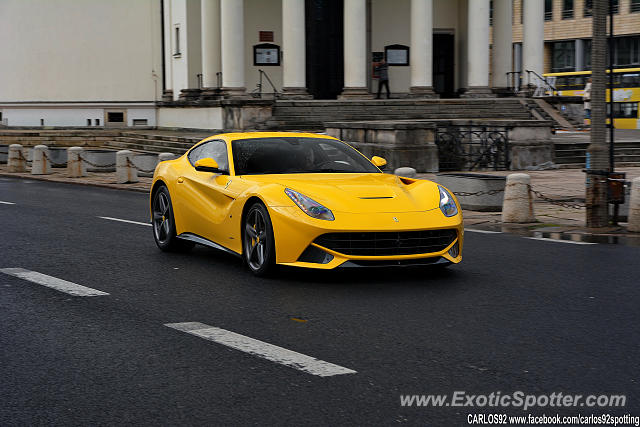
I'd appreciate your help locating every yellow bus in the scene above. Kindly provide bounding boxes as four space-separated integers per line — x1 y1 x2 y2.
543 68 640 129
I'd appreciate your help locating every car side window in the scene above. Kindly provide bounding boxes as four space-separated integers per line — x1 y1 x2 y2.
188 140 229 171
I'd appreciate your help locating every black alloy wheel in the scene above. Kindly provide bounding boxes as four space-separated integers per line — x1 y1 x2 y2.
152 185 193 252
243 202 276 276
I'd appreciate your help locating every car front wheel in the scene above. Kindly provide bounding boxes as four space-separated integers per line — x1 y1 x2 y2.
242 202 276 276
152 185 193 252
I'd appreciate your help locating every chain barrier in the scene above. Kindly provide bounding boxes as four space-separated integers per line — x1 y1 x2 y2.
42 151 69 167
78 154 116 169
16 150 32 165
452 189 504 197
126 157 157 174
527 185 585 209
453 186 586 209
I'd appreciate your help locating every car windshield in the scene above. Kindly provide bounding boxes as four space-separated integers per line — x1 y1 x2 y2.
231 137 381 175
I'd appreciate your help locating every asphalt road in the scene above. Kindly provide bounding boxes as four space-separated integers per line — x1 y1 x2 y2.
1 177 639 426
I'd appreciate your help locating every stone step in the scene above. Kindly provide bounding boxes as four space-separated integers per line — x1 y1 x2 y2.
554 154 640 163
273 99 527 107
112 136 195 150
119 132 203 143
103 140 187 155
556 161 640 169
556 147 640 157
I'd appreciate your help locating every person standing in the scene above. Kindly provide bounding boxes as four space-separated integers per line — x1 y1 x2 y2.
583 77 592 126
375 59 390 99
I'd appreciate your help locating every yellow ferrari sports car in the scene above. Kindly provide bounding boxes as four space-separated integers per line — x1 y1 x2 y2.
150 132 463 275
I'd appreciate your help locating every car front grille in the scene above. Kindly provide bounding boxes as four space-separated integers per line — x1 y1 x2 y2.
314 229 457 256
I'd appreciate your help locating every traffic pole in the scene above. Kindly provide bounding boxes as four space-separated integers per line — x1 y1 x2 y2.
585 0 609 228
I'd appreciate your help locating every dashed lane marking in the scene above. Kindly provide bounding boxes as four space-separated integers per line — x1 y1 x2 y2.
98 216 152 227
0 268 109 296
0 201 16 205
165 322 357 377
526 237 596 245
464 228 502 234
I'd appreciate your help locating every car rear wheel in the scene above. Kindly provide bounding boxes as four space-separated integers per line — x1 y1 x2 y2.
152 185 194 252
243 202 275 276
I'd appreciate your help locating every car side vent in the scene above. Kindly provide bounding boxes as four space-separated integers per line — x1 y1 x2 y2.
297 245 334 264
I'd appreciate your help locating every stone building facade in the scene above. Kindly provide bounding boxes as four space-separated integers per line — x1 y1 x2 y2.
0 0 638 129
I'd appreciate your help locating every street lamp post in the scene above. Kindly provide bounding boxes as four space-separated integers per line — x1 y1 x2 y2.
585 0 609 228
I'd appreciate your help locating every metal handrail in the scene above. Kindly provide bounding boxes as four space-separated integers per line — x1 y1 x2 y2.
252 69 280 99
525 69 558 96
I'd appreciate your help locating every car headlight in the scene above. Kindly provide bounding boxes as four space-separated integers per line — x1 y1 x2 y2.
438 185 458 217
285 188 335 221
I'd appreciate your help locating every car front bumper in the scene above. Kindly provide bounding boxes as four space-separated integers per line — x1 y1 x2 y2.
268 206 464 269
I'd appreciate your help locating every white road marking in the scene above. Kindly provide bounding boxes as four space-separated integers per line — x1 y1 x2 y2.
0 201 16 205
465 228 502 234
98 216 152 227
526 237 596 245
0 268 109 296
165 322 357 377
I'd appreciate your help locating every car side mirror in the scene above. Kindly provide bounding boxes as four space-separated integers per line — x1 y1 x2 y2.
371 156 387 170
194 157 225 173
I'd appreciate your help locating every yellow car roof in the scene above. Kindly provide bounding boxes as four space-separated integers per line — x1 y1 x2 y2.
202 131 338 143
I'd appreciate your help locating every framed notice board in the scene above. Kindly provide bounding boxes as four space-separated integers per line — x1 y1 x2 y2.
253 43 280 66
385 44 410 66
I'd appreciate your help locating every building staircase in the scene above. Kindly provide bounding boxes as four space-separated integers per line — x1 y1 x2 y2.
103 132 203 155
264 98 538 130
554 139 640 168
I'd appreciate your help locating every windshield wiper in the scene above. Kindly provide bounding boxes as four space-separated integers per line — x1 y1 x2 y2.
317 168 352 173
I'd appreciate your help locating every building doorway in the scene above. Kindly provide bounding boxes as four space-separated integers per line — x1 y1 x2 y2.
433 33 455 98
305 0 344 99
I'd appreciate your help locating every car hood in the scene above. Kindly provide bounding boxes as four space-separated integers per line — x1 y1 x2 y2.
243 173 442 213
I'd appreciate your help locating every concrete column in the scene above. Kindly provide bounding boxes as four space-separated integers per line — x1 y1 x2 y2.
523 0 544 79
340 0 371 98
502 173 535 223
491 0 513 89
513 43 523 89
464 0 493 97
116 150 138 184
201 0 222 99
220 0 246 97
31 145 51 175
162 0 173 101
67 147 86 178
575 39 585 71
628 177 640 232
7 144 26 173
409 0 436 98
281 0 311 99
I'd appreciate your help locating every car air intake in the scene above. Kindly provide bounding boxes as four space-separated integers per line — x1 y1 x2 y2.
314 229 457 256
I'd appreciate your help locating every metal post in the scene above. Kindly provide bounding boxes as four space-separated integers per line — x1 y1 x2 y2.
608 0 615 173
585 0 609 227
609 0 618 224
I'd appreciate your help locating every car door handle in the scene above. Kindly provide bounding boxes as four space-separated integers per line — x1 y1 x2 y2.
177 177 184 183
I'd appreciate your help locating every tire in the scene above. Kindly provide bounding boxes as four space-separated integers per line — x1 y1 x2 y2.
152 185 194 252
242 202 276 276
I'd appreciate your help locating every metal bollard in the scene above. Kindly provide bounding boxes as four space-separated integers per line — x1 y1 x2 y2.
116 150 138 183
67 147 86 178
7 144 26 172
501 173 535 223
394 167 417 178
31 145 52 175
628 177 640 233
158 152 176 163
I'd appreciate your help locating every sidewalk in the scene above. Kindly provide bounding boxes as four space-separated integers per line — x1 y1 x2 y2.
2 163 639 242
